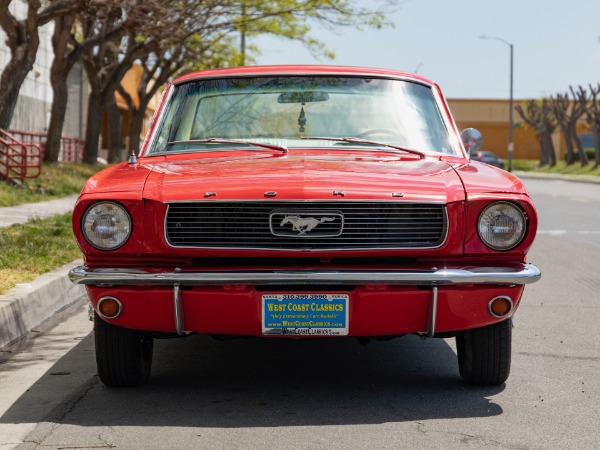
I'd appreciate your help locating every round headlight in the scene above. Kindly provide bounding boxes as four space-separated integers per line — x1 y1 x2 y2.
478 202 526 251
82 201 131 250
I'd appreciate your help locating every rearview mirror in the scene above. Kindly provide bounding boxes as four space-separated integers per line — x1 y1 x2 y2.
277 91 330 104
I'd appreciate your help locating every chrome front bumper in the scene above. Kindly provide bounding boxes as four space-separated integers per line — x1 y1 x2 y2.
69 263 541 286
75 263 540 338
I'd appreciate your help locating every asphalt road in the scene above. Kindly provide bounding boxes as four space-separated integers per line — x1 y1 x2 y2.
1 177 599 449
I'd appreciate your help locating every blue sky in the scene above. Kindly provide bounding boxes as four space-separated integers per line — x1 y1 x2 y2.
253 0 600 100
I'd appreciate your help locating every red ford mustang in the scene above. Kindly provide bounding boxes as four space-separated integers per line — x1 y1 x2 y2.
69 65 540 387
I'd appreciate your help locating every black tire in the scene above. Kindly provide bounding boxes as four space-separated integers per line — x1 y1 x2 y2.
456 319 512 386
94 312 153 387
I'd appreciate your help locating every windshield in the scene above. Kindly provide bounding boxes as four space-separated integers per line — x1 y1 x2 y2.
148 76 453 155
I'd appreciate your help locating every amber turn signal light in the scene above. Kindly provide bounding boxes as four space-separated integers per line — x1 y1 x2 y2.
488 296 513 318
97 297 123 319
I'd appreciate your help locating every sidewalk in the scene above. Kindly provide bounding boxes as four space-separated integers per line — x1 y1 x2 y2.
0 194 79 227
0 196 85 348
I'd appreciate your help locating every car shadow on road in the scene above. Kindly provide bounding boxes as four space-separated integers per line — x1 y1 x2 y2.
1 332 505 428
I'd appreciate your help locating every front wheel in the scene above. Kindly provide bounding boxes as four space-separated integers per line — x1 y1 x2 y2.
456 319 512 386
94 313 153 387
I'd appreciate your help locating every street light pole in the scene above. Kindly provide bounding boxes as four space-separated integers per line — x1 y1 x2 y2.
480 35 514 172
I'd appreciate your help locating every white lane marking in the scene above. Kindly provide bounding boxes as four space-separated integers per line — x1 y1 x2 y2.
538 230 600 235
569 197 590 203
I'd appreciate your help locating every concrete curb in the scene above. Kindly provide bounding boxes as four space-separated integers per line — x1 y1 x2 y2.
0 260 86 348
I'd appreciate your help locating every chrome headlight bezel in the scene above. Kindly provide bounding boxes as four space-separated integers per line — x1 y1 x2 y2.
477 201 527 251
82 201 132 251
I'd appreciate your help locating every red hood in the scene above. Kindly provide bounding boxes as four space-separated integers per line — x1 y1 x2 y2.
452 161 529 196
81 162 155 199
142 152 466 203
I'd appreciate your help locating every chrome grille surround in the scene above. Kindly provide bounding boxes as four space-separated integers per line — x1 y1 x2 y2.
165 201 448 251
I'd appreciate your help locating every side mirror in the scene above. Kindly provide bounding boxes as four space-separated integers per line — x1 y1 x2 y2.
460 128 483 158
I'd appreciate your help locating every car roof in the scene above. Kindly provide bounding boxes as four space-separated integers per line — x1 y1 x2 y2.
173 65 435 87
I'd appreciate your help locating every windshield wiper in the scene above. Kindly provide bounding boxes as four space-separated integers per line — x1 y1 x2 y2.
300 136 425 159
167 138 288 154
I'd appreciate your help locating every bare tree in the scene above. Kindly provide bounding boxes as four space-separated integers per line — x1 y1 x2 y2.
551 93 576 165
516 99 557 167
569 85 590 166
551 87 588 166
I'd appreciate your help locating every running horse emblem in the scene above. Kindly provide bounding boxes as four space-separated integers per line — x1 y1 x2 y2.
280 215 335 235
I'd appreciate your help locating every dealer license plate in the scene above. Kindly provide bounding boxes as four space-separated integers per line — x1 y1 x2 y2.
262 294 349 336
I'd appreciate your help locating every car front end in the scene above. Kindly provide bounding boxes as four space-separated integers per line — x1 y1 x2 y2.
70 66 540 387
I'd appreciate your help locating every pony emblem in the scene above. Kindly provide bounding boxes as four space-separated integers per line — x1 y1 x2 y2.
280 215 335 235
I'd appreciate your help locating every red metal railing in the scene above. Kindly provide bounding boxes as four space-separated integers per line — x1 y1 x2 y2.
8 129 84 163
0 129 43 182
59 136 85 162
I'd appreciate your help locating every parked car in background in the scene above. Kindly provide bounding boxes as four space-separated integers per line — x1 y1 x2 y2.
470 150 504 169
69 65 540 388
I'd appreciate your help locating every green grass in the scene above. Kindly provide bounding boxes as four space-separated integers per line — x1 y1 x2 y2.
512 159 600 175
0 213 81 295
0 163 103 207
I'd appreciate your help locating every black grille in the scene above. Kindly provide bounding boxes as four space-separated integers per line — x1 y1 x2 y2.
165 202 447 250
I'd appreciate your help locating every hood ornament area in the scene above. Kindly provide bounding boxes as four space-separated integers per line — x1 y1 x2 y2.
270 210 344 238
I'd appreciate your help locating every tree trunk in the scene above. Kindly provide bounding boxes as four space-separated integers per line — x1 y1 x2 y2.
128 106 145 154
548 134 557 167
559 124 575 165
541 133 551 167
128 94 154 154
83 91 103 164
0 49 36 130
44 61 69 162
569 124 588 166
537 132 548 167
541 132 556 167
105 97 123 163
